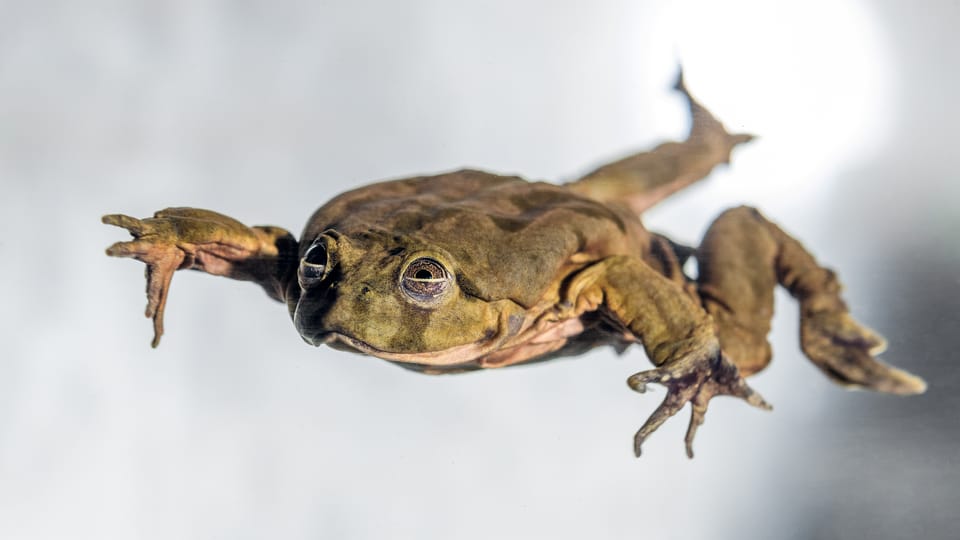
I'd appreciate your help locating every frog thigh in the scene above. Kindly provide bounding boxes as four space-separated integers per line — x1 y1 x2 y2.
696 206 925 394
696 207 778 376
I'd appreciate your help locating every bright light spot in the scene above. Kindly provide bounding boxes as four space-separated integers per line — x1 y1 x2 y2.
637 0 894 205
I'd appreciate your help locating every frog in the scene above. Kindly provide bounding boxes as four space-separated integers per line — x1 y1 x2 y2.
103 72 926 457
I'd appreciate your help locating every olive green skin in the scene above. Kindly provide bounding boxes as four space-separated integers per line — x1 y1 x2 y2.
103 74 925 457
288 170 649 368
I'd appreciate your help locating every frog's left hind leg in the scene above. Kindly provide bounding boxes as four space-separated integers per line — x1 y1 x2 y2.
696 206 926 394
568 70 754 213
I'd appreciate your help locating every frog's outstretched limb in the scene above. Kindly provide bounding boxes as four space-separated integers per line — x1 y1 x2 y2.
571 255 772 458
568 68 754 213
103 208 297 347
696 206 927 394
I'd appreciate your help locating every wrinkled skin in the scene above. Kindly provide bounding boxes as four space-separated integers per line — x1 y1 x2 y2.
104 73 926 457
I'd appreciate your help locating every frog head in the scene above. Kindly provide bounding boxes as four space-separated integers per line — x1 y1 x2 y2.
290 227 527 366
284 170 636 367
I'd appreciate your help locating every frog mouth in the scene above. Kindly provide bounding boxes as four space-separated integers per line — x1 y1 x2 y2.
302 330 494 366
302 331 373 352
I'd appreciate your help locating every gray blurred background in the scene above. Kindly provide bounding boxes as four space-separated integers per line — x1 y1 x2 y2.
1 1 957 539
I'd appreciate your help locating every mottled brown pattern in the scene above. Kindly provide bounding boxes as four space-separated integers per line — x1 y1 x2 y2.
103 72 925 457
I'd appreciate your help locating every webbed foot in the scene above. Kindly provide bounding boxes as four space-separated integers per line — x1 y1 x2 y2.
627 350 772 458
801 309 926 395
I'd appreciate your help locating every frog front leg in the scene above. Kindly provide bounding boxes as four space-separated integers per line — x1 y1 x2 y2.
569 256 771 458
103 208 298 347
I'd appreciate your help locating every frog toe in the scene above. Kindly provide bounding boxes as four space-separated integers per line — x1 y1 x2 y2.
102 213 147 235
681 363 772 458
626 367 685 393
683 394 708 459
806 343 926 395
801 312 926 395
633 381 700 457
104 220 187 347
630 352 772 458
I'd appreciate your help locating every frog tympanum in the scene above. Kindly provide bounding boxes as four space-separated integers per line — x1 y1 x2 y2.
104 74 925 457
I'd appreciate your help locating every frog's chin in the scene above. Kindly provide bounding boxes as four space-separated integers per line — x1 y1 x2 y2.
302 330 491 367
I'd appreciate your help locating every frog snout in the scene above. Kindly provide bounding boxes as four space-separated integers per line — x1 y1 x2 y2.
300 329 335 347
293 288 339 343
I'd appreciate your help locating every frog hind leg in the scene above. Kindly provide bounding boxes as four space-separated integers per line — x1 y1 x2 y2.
567 69 754 213
696 206 927 394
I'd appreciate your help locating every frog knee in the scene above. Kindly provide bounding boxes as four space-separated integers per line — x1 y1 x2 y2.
715 205 766 225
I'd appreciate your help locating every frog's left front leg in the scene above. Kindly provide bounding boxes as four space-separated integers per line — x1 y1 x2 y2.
103 208 298 347
570 256 771 457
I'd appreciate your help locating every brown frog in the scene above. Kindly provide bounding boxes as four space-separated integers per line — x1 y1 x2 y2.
103 74 925 457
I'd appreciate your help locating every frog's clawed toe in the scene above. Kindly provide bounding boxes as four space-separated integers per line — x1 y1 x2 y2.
801 310 926 395
102 213 147 235
628 353 771 458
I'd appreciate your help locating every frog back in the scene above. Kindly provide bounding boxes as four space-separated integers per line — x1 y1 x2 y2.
300 169 649 307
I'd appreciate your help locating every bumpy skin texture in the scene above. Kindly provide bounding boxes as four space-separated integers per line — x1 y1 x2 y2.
104 73 926 457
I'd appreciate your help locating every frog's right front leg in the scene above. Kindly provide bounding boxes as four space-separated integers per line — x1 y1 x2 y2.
103 208 298 347
568 256 771 458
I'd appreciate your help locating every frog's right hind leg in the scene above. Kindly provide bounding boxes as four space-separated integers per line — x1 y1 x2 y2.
568 70 754 213
696 206 926 394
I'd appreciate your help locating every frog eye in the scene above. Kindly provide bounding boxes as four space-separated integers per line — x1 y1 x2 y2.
400 257 452 303
299 242 328 287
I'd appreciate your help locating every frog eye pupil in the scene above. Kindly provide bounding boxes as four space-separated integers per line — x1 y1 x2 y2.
299 242 328 286
301 264 324 280
401 258 451 303
304 243 327 267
